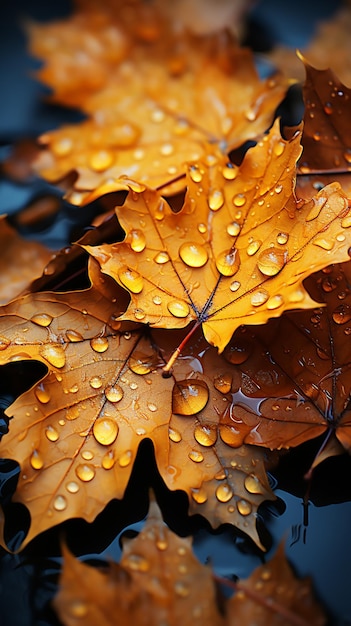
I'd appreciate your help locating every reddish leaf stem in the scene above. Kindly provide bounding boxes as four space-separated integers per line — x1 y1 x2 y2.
162 321 200 374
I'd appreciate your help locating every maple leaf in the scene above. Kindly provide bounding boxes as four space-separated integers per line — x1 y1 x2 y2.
211 261 351 459
0 217 52 304
53 499 326 626
85 120 351 353
29 1 288 203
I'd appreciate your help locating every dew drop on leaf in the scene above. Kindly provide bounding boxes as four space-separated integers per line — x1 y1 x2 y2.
90 336 109 353
168 427 182 442
332 304 351 324
179 242 208 268
53 495 67 511
105 385 123 403
191 487 208 504
174 581 190 597
124 554 150 572
128 351 154 375
267 294 284 309
89 376 103 389
197 223 207 234
75 464 95 482
119 450 132 467
251 289 269 307
257 247 286 276
214 373 232 394
224 339 252 364
194 424 217 447
129 229 146 252
45 425 59 442
66 329 84 342
219 424 242 446
81 450 94 460
273 141 285 156
118 267 144 293
230 280 240 292
313 238 334 251
69 601 88 618
154 251 170 264
189 164 203 182
246 240 261 256
89 149 114 172
222 163 237 180
30 449 44 470
134 308 146 320
172 380 209 415
35 383 50 404
66 406 80 421
276 232 288 245
227 222 241 237
152 295 162 305
167 300 190 318
66 481 79 493
188 450 204 463
102 450 115 469
216 249 240 276
30 313 53 327
39 344 66 368
233 193 246 207
237 499 252 516
0 336 10 350
216 483 233 502
244 474 264 494
93 417 119 445
208 189 224 211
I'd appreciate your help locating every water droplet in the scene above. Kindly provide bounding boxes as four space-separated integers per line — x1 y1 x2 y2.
154 251 170 264
82 450 94 460
105 385 123 403
160 143 174 156
52 136 73 157
89 376 103 389
134 308 146 320
31 313 53 327
288 289 304 303
189 450 204 462
168 427 182 442
266 295 284 309
244 474 264 494
174 581 190 597
151 108 165 123
66 481 79 493
224 339 252 364
179 242 208 268
89 149 114 172
324 102 333 114
275 184 283 194
261 568 272 581
222 163 237 180
189 165 203 183
69 599 87 618
39 344 66 368
167 300 190 318
257 247 286 276
321 277 337 292
129 229 146 252
230 280 240 292
214 373 232 394
194 424 217 447
191 487 207 504
341 215 351 228
93 417 118 446
76 464 95 482
276 232 288 245
343 149 351 164
152 295 162 305
119 450 132 467
216 249 240 276
128 351 154 375
251 289 269 307
125 553 150 572
118 267 144 293
35 383 50 404
53 495 67 511
90 336 109 354
45 425 59 441
237 499 252 515
233 193 246 207
208 189 224 211
147 402 157 412
216 483 233 502
246 240 261 256
102 449 115 469
0 336 10 350
66 329 84 342
227 222 241 237
30 449 44 470
172 380 209 415
332 304 351 324
66 406 80 421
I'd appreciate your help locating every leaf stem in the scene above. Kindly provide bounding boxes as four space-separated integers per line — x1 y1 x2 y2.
156 173 186 191
162 321 200 375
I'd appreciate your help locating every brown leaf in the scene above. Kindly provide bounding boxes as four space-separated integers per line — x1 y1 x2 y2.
85 121 351 352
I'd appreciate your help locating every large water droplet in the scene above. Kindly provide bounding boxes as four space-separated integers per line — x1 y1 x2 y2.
172 380 209 415
214 373 232 394
233 193 246 207
89 149 114 172
45 425 59 442
244 474 264 494
90 376 103 389
35 383 50 404
76 464 95 482
154 251 170 264
216 483 233 502
273 141 285 156
257 247 286 276
219 424 242 446
188 450 204 462
93 417 118 445
30 449 44 470
332 304 351 324
168 427 182 442
216 249 240 276
66 329 84 342
167 300 190 318
222 163 237 180
81 450 94 460
31 313 53 327
276 232 288 245
237 499 252 515
128 351 155 375
53 495 67 511
189 164 203 182
191 487 207 504
313 238 334 251
179 242 208 268
90 336 109 353
266 295 284 309
118 267 144 293
119 450 132 467
105 385 123 403
66 481 79 493
208 189 224 211
194 424 217 446
227 222 240 237
251 289 269 307
246 240 262 256
129 229 146 252
224 338 252 364
102 450 115 469
40 344 66 368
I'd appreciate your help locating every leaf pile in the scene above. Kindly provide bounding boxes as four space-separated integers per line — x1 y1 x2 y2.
1 0 351 623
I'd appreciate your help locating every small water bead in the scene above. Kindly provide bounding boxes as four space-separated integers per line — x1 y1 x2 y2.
129 229 146 252
174 581 190 597
118 267 144 293
273 141 285 156
66 406 80 421
45 425 59 442
39 344 66 368
275 184 283 194
134 308 146 320
93 417 119 446
31 313 53 327
151 108 165 123
261 569 272 581
188 450 204 463
0 336 10 350
321 277 337 292
266 295 284 309
128 351 154 375
191 487 208 504
102 450 115 469
89 149 114 172
30 449 44 470
214 373 232 394
69 601 88 618
244 474 264 494
152 295 162 305
332 304 351 324
147 402 157 412
230 280 240 292
172 380 209 415
216 249 240 276
246 240 261 256
90 336 110 354
90 376 103 389
76 464 95 482
341 215 351 228
179 242 208 268
105 385 123 403
237 499 252 516
160 143 174 156
66 329 84 342
216 483 233 503
222 163 237 180
125 554 150 572
336 233 346 242
251 289 269 307
53 495 67 511
35 383 50 404
224 339 252 365
324 102 333 114
276 232 288 245
167 300 190 318
208 189 224 211
189 165 203 183
52 136 73 157
194 424 217 447
233 193 246 207
119 450 132 467
227 222 241 237
66 481 79 493
168 427 182 442
82 450 94 460
197 222 207 234
154 251 170 264
257 247 286 276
